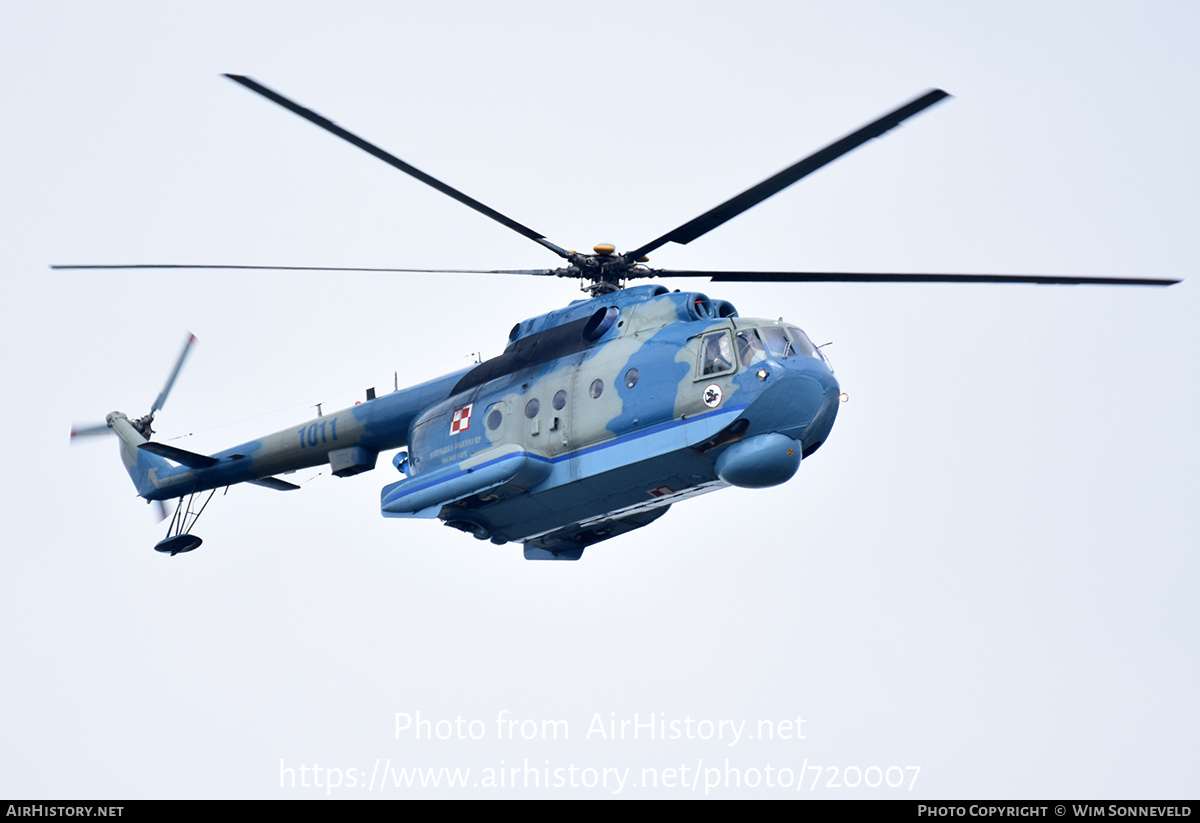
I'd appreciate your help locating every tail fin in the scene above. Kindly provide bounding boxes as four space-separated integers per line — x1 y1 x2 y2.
108 412 173 498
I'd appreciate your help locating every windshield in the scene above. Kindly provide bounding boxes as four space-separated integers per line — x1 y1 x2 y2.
751 323 825 362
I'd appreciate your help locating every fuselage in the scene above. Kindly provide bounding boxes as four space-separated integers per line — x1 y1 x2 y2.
116 285 840 557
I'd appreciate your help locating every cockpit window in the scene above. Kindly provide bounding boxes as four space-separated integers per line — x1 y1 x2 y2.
786 327 818 358
736 329 768 367
760 326 798 358
699 331 735 376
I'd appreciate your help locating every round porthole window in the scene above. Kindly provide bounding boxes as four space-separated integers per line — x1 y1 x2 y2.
589 379 604 399
625 368 639 388
553 390 567 410
487 408 503 430
525 398 540 418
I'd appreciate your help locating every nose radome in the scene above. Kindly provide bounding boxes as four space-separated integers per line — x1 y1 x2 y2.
746 360 840 456
800 379 841 458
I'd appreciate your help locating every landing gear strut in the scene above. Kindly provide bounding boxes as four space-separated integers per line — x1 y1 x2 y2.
154 488 215 555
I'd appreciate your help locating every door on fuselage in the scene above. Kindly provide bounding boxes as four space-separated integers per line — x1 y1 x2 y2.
518 363 578 461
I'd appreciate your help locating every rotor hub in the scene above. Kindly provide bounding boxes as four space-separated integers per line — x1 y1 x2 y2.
559 251 647 295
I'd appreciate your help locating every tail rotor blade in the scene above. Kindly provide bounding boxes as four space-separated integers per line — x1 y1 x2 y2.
70 422 112 442
151 333 196 415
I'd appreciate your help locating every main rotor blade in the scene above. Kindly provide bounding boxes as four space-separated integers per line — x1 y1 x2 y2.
647 270 1181 287
626 89 951 260
151 332 196 415
224 74 570 260
52 264 559 276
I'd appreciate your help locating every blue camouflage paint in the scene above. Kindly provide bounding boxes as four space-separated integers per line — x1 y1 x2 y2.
112 287 840 559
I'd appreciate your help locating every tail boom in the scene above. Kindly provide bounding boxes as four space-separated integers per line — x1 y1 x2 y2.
111 368 468 501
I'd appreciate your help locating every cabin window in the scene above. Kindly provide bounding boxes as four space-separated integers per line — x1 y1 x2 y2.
486 405 503 430
525 398 540 418
736 329 768 366
699 331 735 377
624 368 639 388
553 390 567 410
590 379 604 399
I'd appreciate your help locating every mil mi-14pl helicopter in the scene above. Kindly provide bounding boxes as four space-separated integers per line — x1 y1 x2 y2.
64 76 1178 560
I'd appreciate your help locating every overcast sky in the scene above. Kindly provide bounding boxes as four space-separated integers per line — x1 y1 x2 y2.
3 1 1197 798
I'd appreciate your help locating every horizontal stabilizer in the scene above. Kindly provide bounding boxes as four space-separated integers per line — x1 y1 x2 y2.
138 441 219 468
247 476 301 491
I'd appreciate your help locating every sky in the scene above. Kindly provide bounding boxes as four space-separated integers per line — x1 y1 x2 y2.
2 1 1197 799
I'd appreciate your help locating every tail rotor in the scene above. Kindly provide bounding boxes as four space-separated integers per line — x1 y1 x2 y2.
69 332 197 442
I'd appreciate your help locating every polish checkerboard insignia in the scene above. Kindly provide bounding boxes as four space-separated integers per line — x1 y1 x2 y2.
450 404 472 435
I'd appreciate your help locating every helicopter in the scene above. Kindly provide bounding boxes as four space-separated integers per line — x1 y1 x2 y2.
63 76 1178 560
